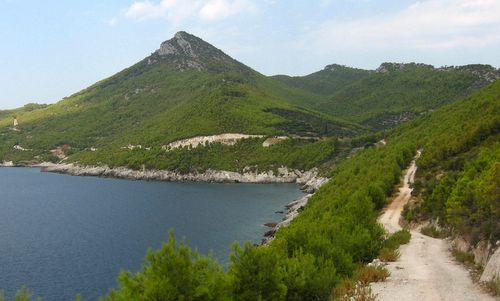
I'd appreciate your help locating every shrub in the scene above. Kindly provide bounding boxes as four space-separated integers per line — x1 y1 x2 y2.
229 243 287 301
384 230 411 249
378 247 400 262
356 266 390 285
420 226 447 238
452 249 475 267
103 231 231 301
332 281 378 301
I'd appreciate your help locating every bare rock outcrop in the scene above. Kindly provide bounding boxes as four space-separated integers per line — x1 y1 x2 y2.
480 246 500 282
154 31 233 72
0 161 14 167
162 133 264 151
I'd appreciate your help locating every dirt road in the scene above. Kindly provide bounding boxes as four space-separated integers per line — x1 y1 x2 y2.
372 153 496 301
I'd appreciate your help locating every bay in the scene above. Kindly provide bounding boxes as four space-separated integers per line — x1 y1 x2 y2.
0 167 304 300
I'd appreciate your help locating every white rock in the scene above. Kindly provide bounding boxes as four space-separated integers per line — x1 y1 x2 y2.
480 247 500 282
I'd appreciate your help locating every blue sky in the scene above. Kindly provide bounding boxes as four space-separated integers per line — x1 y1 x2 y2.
1 0 499 109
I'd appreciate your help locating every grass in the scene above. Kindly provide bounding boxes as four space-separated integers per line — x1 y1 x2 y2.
357 266 390 285
337 285 378 301
384 229 411 249
331 266 388 301
485 278 500 296
452 249 500 297
420 226 447 238
378 247 400 262
452 249 476 268
377 229 411 262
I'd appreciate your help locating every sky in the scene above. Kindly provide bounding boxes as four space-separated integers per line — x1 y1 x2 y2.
1 0 499 109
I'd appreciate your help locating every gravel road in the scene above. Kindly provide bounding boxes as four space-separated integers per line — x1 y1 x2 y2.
372 153 496 301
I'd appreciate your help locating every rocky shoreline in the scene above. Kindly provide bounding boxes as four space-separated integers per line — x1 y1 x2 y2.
261 193 314 245
2 161 329 244
37 163 328 191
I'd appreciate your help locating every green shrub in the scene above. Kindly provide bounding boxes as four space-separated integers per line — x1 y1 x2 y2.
331 270 384 301
331 281 378 301
452 249 475 268
229 243 287 301
356 266 390 285
384 230 411 249
420 226 447 238
378 247 400 262
103 231 231 301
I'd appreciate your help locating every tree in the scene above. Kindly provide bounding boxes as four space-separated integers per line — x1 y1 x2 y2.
229 243 287 301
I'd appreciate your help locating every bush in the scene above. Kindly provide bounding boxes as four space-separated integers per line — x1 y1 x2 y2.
332 280 378 301
378 230 410 262
229 243 287 301
420 226 447 238
402 203 421 223
356 266 390 285
378 247 400 262
103 231 232 301
452 249 475 268
384 230 411 249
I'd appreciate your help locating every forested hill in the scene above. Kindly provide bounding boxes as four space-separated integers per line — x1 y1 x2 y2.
274 63 500 130
0 31 498 172
100 77 500 301
0 32 362 168
395 80 500 248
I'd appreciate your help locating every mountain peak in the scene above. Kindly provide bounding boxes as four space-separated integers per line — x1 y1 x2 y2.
153 31 233 72
158 31 199 58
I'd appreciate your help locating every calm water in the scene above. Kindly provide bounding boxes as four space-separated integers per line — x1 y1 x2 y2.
0 168 303 300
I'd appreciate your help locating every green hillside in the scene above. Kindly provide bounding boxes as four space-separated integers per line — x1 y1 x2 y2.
101 77 500 301
1 32 498 174
271 64 370 102
1 30 498 300
395 81 500 245
318 63 499 129
0 32 362 169
274 62 499 131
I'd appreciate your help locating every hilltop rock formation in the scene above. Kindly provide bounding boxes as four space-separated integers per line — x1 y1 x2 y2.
152 31 236 72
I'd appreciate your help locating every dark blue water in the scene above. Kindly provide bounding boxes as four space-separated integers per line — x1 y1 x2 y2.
0 168 303 300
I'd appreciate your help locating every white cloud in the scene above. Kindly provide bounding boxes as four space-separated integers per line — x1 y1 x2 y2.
122 0 256 23
305 0 500 52
199 0 256 20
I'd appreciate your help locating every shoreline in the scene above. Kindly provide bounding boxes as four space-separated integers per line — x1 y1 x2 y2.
1 161 329 243
36 163 328 191
261 193 314 245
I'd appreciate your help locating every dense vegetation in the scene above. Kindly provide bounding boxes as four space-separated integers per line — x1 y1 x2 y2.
102 135 415 301
398 81 500 244
0 33 363 168
275 63 499 130
70 138 337 173
98 80 499 301
1 33 497 169
0 31 498 300
271 64 370 97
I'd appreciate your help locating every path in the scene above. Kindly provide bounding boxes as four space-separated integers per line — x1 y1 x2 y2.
372 152 496 301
